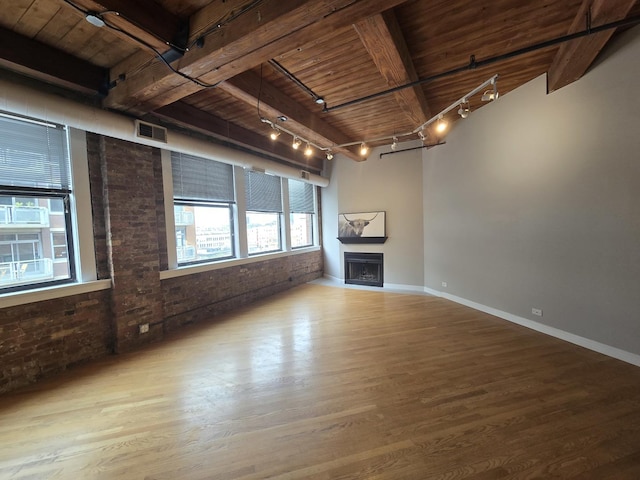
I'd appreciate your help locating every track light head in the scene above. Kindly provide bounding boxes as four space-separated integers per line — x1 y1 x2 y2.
269 126 281 140
292 137 301 150
458 101 471 118
314 97 325 105
359 143 369 156
436 116 447 134
304 143 313 157
391 137 398 151
326 151 334 161
481 90 499 102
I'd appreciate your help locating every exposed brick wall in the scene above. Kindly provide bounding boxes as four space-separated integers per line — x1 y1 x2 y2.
0 290 113 393
99 137 164 352
162 249 323 330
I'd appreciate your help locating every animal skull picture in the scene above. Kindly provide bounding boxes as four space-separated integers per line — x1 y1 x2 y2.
339 212 381 237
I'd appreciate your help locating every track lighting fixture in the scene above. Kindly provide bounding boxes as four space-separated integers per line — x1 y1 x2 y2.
258 75 498 160
269 126 281 140
481 90 498 101
481 78 499 102
304 143 313 157
458 100 470 118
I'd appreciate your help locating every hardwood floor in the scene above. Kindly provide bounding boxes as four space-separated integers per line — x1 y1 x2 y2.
1 283 640 479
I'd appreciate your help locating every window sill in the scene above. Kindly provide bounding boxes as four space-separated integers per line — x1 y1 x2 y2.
0 279 112 309
160 246 321 280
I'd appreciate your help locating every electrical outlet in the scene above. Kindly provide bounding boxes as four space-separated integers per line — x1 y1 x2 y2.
532 308 543 317
441 281 447 288
139 323 150 334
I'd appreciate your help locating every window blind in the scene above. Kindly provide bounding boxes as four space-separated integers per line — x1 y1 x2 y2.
171 152 235 202
245 170 282 212
0 112 71 191
288 179 314 214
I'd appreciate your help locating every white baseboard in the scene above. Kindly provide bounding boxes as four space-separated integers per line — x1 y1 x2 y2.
383 283 425 293
431 289 640 368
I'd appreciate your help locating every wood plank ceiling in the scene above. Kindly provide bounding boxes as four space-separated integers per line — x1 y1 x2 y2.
1 0 639 172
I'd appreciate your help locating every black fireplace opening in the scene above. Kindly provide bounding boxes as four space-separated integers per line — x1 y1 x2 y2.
344 252 383 287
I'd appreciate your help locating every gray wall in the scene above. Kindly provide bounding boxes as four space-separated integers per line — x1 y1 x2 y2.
322 144 424 289
423 26 640 355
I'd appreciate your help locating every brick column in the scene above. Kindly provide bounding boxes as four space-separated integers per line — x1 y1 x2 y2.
100 136 164 352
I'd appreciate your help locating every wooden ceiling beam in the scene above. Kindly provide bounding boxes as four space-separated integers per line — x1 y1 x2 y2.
154 102 324 172
547 0 638 93
65 0 184 52
0 26 106 95
218 71 363 162
104 0 408 114
354 11 431 126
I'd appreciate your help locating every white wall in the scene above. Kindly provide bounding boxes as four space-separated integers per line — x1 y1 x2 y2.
322 143 424 289
423 26 640 356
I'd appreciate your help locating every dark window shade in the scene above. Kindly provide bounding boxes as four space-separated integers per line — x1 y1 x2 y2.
288 179 315 213
171 151 235 203
245 170 282 212
0 112 71 191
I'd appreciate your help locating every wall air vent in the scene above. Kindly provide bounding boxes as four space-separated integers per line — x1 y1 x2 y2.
135 120 168 143
300 170 310 180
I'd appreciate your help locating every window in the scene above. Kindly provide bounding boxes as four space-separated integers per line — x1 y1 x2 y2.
0 112 74 292
171 152 235 264
51 231 68 259
245 170 283 255
288 179 315 248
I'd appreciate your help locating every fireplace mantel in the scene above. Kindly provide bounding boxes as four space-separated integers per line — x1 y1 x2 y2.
337 236 387 244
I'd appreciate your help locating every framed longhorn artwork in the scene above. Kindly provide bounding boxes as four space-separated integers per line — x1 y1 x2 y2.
337 211 387 244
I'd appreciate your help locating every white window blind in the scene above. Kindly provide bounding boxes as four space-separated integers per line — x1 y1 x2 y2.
288 179 314 213
245 170 282 212
0 112 70 191
171 152 235 202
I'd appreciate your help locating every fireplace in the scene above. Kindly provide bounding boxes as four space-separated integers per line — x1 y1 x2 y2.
344 252 384 287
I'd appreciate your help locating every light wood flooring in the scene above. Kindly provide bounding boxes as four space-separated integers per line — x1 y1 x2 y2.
1 283 640 479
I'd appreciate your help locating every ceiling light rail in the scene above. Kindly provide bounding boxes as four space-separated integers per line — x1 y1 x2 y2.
331 75 499 148
261 75 499 159
269 60 325 105
260 117 334 160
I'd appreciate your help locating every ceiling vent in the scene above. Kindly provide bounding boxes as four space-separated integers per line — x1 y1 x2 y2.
135 120 168 143
300 170 311 180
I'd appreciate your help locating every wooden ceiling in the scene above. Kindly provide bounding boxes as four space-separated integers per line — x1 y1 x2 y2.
1 0 639 172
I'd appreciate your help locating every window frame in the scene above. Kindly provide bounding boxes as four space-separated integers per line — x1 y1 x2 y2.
0 110 79 294
287 178 316 249
173 199 235 266
0 189 76 294
244 169 284 256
